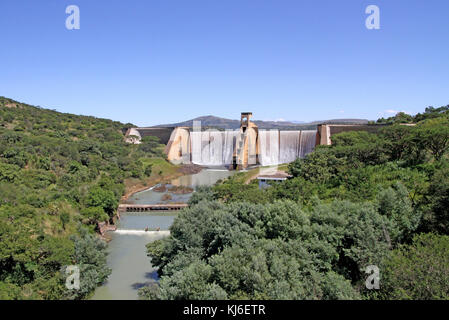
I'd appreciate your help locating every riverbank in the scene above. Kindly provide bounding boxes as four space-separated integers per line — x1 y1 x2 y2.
100 160 202 236
225 164 290 185
92 169 236 300
121 161 203 201
93 163 278 298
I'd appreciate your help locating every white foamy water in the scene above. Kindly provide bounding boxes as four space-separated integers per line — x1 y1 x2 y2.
191 130 237 166
299 130 317 158
189 128 316 166
223 130 238 165
258 130 280 166
279 130 301 164
114 229 170 236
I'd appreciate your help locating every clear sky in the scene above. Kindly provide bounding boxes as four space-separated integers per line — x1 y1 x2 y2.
1 0 448 126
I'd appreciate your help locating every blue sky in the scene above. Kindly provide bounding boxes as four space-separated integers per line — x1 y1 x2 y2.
1 0 448 126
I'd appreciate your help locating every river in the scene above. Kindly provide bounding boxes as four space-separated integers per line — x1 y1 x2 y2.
91 168 235 300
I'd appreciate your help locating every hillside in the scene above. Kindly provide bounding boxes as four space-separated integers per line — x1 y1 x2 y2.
155 115 369 130
0 97 168 299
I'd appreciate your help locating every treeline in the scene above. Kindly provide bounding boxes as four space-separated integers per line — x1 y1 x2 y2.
376 105 449 124
0 97 164 299
142 105 449 300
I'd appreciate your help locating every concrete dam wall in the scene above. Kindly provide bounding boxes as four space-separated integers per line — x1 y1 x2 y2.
316 123 388 145
163 113 319 169
125 113 388 169
124 127 174 145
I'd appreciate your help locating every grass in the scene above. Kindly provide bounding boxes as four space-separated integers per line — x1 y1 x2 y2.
140 157 180 177
123 157 186 200
224 163 290 185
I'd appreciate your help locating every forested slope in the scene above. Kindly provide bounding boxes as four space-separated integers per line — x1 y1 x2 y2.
0 97 165 299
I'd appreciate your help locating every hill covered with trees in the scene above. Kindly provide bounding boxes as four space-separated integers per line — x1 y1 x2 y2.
0 97 166 299
141 105 449 300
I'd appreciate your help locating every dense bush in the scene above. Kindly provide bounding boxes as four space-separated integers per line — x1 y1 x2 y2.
379 233 449 300
0 97 164 299
141 105 449 300
143 194 418 299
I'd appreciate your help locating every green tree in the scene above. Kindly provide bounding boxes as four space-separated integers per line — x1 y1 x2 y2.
86 187 118 217
425 162 449 234
81 206 109 224
376 182 421 242
144 164 153 177
380 233 449 300
0 162 20 182
139 136 164 157
188 186 214 205
65 228 111 300
414 117 449 161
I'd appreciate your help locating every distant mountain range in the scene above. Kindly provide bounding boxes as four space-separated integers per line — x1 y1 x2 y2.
155 115 370 130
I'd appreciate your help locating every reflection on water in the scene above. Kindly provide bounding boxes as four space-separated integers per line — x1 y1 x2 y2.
92 168 235 300
171 168 234 188
126 168 234 205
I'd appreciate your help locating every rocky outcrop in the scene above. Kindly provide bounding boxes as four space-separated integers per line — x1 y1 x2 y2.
97 221 117 236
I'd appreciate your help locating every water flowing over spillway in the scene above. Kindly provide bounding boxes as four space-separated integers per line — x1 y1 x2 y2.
190 129 317 166
259 129 317 165
114 230 170 236
299 130 317 159
279 131 301 164
190 131 202 165
191 130 238 166
223 130 238 165
258 130 280 166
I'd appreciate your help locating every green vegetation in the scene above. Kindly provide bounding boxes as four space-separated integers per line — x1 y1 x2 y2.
2 95 448 300
376 105 449 124
379 233 449 300
0 97 165 299
141 106 449 300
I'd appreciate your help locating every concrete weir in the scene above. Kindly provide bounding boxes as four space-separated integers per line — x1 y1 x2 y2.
118 204 188 212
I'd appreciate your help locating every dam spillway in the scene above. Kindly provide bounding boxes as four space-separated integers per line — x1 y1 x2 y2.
164 113 319 168
125 115 385 169
279 131 300 164
258 130 280 166
190 130 240 166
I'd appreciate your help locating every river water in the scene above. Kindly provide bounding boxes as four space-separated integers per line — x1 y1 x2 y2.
91 168 234 300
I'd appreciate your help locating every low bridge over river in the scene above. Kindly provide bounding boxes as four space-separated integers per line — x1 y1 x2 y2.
118 203 188 213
